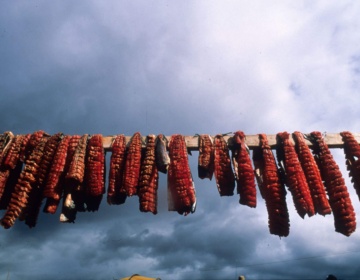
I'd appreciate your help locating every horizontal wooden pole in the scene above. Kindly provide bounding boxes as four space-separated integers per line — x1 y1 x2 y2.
102 132 360 152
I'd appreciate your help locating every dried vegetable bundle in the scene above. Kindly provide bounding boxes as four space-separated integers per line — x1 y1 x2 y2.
138 134 159 214
60 134 87 222
42 135 71 214
198 134 214 180
84 134 105 211
19 133 31 162
231 131 256 208
123 132 142 197
213 134 235 196
22 132 63 227
168 134 196 216
0 130 359 238
0 132 15 162
310 131 356 236
22 131 46 161
340 131 360 202
107 135 127 205
253 134 290 237
1 134 49 228
293 131 331 216
0 133 18 202
3 134 25 170
1 131 45 213
0 133 24 210
45 135 80 215
276 132 315 218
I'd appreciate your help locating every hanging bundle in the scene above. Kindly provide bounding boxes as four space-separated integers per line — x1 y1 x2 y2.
0 130 358 238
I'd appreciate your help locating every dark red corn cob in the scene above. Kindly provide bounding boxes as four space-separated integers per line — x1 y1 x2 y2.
276 132 315 218
67 134 88 210
3 134 25 170
84 134 105 211
85 134 105 196
123 132 142 197
138 134 159 214
198 134 214 180
310 131 356 236
0 133 18 201
66 134 88 185
45 135 80 215
21 131 46 162
1 135 49 229
107 135 127 205
232 131 257 208
60 135 87 222
0 169 11 204
0 162 23 210
341 131 360 202
23 133 63 228
37 133 64 188
0 132 22 209
43 135 71 201
19 133 31 162
213 134 235 196
293 131 331 216
253 134 290 237
0 132 14 162
42 134 70 214
168 134 196 216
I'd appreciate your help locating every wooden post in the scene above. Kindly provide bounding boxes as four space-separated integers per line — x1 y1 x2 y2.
102 132 359 151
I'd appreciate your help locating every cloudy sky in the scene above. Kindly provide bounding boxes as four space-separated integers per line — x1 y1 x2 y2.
1 1 360 279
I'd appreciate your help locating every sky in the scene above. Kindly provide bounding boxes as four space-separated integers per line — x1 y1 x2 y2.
1 1 360 279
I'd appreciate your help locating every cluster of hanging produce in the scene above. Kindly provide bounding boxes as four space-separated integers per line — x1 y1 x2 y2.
0 130 359 238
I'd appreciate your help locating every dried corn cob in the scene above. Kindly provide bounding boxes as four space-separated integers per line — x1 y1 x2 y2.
107 135 127 205
21 131 46 162
253 134 290 237
138 135 159 214
341 131 360 202
0 133 21 209
310 131 356 236
123 132 142 196
43 135 71 201
0 162 23 210
19 133 31 162
213 134 235 196
3 134 25 170
60 135 86 222
276 132 315 218
198 134 214 180
293 131 331 216
1 135 49 229
23 133 63 227
84 134 105 211
232 131 256 208
44 135 80 215
66 134 88 185
0 132 14 163
0 133 17 201
168 134 196 216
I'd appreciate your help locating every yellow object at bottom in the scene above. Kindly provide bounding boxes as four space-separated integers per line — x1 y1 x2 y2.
120 274 161 280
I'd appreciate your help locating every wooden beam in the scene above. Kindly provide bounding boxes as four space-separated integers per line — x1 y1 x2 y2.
102 132 360 151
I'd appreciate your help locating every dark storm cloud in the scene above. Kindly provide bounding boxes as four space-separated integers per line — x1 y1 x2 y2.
88 203 262 278
0 0 202 136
